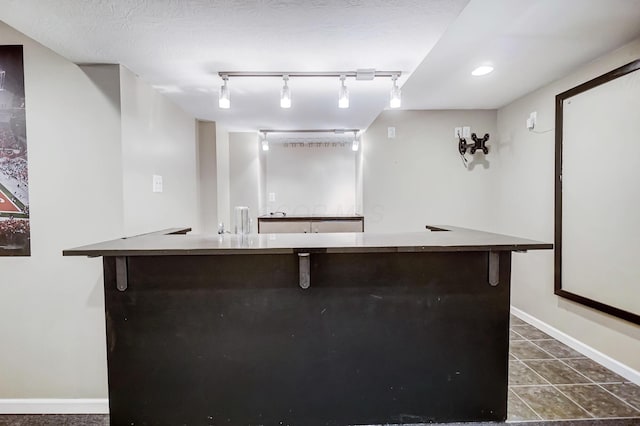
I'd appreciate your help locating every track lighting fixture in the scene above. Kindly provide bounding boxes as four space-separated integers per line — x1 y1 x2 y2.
217 70 401 110
352 132 360 151
280 75 291 108
259 129 361 153
390 75 401 109
218 75 230 109
338 75 349 109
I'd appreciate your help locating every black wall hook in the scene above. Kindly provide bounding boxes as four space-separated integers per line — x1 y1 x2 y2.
458 133 490 155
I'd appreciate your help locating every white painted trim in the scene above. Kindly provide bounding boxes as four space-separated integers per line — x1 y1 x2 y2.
0 399 108 414
511 306 640 385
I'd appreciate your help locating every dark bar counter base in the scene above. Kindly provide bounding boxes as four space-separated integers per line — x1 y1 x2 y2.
103 251 511 426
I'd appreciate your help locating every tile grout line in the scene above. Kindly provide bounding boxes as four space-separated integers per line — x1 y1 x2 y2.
512 331 598 420
509 384 555 388
510 360 580 422
508 348 551 420
527 339 594 383
556 358 614 386
593 383 640 414
514 325 640 420
524 332 598 419
508 415 640 423
508 388 543 421
528 338 568 361
517 360 554 387
549 383 596 419
511 328 526 340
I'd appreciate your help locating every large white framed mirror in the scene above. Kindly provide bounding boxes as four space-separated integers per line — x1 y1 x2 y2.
555 59 640 325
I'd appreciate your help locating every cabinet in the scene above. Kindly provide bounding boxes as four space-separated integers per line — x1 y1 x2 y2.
258 220 312 234
258 216 364 234
312 220 363 233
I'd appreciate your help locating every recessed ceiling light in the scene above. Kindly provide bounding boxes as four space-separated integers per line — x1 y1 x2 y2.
471 65 494 76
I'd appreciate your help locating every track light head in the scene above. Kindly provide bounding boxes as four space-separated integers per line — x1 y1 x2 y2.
390 75 401 109
219 75 230 109
338 75 349 109
280 75 291 108
352 132 360 152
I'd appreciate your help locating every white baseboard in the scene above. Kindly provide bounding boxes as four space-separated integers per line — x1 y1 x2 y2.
0 399 108 414
511 306 640 385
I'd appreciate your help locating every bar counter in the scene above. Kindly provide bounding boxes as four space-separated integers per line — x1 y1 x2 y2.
65 226 551 426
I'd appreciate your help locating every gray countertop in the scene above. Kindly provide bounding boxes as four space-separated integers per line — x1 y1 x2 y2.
63 226 552 257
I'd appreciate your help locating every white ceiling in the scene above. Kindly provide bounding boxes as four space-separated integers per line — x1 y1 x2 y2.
1 0 640 131
402 0 640 109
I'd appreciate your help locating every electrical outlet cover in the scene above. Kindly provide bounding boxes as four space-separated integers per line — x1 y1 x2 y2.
526 117 534 130
388 127 396 138
462 126 471 138
454 127 462 138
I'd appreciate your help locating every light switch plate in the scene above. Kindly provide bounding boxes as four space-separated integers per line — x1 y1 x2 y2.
462 126 471 138
268 192 276 202
152 175 163 193
387 127 396 138
454 127 462 138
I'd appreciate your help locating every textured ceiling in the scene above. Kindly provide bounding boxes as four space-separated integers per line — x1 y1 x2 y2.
0 0 469 131
2 0 639 131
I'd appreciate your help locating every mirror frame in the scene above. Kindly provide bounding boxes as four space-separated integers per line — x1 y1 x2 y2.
554 58 640 325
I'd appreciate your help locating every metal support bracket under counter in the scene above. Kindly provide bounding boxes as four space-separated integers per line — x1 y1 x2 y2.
115 256 128 291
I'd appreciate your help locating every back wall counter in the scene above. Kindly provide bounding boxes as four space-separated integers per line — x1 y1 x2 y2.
257 214 364 233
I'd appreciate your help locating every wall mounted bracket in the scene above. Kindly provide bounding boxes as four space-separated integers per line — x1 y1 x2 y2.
459 133 490 155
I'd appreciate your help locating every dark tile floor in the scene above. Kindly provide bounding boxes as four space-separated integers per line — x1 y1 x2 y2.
1 315 638 425
508 314 640 423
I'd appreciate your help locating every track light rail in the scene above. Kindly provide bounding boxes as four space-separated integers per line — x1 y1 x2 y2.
259 129 360 134
219 71 401 78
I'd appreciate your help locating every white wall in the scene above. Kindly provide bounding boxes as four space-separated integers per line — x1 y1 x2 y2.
229 132 260 232
197 121 217 234
0 22 203 401
119 66 198 235
495 37 640 372
0 23 123 398
355 140 363 214
216 124 230 230
363 109 497 232
265 143 357 215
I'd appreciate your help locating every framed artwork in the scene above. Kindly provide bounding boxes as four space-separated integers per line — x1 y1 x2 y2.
0 45 29 256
